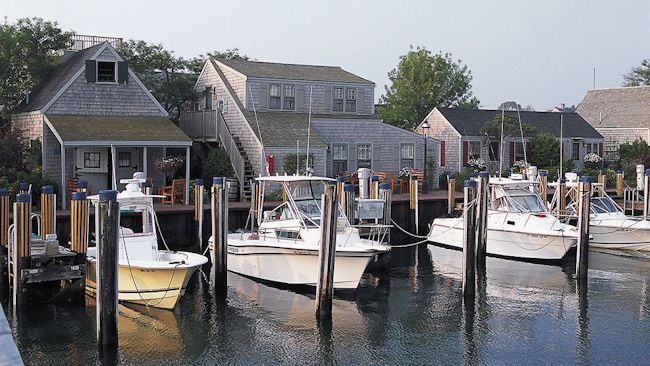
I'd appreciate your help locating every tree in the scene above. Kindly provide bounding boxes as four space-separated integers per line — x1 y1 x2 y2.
623 59 650 86
480 113 536 139
378 46 479 130
0 17 73 129
497 101 535 111
201 147 233 181
530 133 560 168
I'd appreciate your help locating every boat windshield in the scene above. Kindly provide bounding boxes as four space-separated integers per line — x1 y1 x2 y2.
287 181 325 226
496 189 546 213
591 197 621 213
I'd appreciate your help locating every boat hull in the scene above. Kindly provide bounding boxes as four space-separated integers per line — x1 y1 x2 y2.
86 250 207 310
589 225 650 251
428 219 574 261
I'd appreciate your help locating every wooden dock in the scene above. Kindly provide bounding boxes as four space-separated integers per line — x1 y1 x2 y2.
0 308 23 365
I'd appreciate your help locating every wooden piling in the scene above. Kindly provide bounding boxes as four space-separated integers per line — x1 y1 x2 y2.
141 180 152 196
18 182 29 195
475 171 489 268
575 176 592 285
77 180 88 192
462 180 477 300
250 180 258 232
645 170 650 220
616 170 624 197
343 183 355 224
194 179 204 251
40 185 56 240
336 176 344 206
96 190 119 347
0 189 8 248
211 177 228 292
12 193 31 308
379 182 392 243
598 171 606 197
447 175 456 215
370 175 379 199
316 184 338 319
410 177 419 234
70 192 89 255
539 171 548 204
558 179 567 218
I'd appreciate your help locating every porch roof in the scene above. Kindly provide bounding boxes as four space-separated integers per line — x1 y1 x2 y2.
45 114 192 146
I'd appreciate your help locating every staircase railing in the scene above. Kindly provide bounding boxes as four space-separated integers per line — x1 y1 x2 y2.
179 110 218 140
215 111 246 188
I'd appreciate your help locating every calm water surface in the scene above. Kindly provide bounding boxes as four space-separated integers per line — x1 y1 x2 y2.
4 245 650 365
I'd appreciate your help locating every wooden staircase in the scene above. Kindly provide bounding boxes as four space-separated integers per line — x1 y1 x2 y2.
233 136 254 201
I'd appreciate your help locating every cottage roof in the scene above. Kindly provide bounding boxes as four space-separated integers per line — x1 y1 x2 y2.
215 58 374 84
16 43 104 113
576 86 650 128
431 107 602 139
45 114 191 145
243 111 328 148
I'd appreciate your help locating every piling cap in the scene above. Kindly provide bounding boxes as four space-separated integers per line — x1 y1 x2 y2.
0 189 7 196
479 171 489 179
371 175 379 182
16 193 31 203
336 175 344 182
19 182 29 191
379 182 390 190
213 177 224 185
41 185 54 194
98 190 117 202
616 169 624 174
343 183 354 192
559 179 566 184
580 176 593 183
539 171 548 177
326 180 336 185
645 169 650 177
470 172 478 178
142 180 151 188
411 176 419 181
77 180 88 189
464 180 477 188
71 191 87 201
194 178 204 186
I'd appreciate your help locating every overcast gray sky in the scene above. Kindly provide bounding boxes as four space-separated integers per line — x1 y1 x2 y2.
5 0 650 110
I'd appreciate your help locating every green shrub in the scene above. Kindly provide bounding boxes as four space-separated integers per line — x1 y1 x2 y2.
202 147 234 182
283 153 313 175
0 167 57 202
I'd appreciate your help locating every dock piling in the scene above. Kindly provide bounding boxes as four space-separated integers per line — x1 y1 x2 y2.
343 184 355 224
539 171 548 204
316 184 338 319
379 182 392 242
575 176 592 285
598 171 606 197
475 171 489 268
12 194 31 308
410 177 419 234
95 190 119 347
370 175 379 199
558 179 567 218
40 186 56 240
0 189 7 295
194 179 204 251
70 192 89 256
250 180 258 232
644 170 650 220
18 182 29 195
447 175 456 215
462 180 477 300
616 170 624 197
211 177 228 293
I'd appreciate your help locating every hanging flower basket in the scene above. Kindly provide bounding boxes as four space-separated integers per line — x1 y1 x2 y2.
583 153 602 169
154 156 185 184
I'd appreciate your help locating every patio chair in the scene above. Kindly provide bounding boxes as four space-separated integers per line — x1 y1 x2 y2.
159 178 186 205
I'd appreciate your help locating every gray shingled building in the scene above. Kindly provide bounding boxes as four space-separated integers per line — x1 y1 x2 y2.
11 41 192 208
180 58 439 198
416 107 603 173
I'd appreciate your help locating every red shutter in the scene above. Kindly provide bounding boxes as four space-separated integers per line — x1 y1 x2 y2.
526 142 531 161
509 142 515 165
599 142 604 157
462 141 468 167
440 140 445 166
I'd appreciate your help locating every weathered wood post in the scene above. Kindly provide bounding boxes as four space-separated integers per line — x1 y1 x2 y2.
462 180 477 300
40 186 56 240
96 190 119 347
616 170 624 197
379 182 392 243
141 181 152 196
12 193 31 308
645 170 650 220
558 179 567 219
343 183 355 224
316 184 338 319
70 192 89 257
575 176 592 286
250 180 258 232
77 180 88 193
598 170 606 197
539 171 548 204
0 189 8 295
410 176 419 234
194 179 204 251
18 182 29 195
211 177 228 293
447 174 456 215
370 175 379 199
336 176 344 205
475 172 489 268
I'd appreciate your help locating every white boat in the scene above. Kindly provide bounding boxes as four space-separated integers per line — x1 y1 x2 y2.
565 183 650 251
428 176 578 261
86 174 208 309
209 175 390 290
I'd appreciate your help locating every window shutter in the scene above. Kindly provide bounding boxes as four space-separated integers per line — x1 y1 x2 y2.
117 61 128 83
356 88 364 113
257 83 268 109
440 140 445 166
598 142 604 157
509 142 515 165
526 142 531 160
462 141 468 167
324 87 332 111
205 87 213 110
85 60 97 83
295 85 305 111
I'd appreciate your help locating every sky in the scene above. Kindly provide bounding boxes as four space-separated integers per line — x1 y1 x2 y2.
4 0 650 110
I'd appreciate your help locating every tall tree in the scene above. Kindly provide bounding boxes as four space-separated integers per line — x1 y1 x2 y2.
378 46 480 130
0 17 73 129
623 59 650 86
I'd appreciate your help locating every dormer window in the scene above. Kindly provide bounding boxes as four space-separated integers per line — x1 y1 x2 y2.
283 85 295 110
333 88 344 112
97 61 116 82
269 84 281 109
345 88 356 112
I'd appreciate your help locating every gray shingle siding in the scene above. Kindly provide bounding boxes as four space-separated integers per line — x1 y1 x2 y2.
215 62 247 105
265 147 327 176
12 112 43 142
420 108 462 172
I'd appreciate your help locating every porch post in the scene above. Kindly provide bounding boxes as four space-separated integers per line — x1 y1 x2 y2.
110 145 117 190
61 144 67 210
185 146 190 205
143 146 148 178
162 147 167 187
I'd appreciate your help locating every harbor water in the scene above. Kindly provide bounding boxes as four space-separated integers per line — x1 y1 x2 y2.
4 244 650 365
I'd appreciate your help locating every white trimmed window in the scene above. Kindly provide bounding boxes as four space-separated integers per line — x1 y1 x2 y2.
345 88 356 112
514 142 525 161
269 84 281 109
357 144 372 169
400 144 414 168
572 141 580 160
283 85 295 110
333 88 344 112
332 144 348 174
97 61 116 82
469 141 481 159
84 152 100 168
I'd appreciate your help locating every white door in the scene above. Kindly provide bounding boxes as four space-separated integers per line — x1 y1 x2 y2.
75 147 109 193
115 147 140 190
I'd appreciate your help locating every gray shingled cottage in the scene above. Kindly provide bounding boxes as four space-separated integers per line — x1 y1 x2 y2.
180 58 439 198
416 107 603 173
577 86 650 160
11 40 192 208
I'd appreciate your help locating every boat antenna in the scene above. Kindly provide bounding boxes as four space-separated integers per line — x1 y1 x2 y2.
305 85 313 174
296 140 300 175
559 113 564 182
499 106 505 177
516 104 527 165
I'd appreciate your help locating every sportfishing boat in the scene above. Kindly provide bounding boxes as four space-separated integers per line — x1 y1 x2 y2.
427 176 578 261
565 182 650 251
86 174 208 309
209 175 390 290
